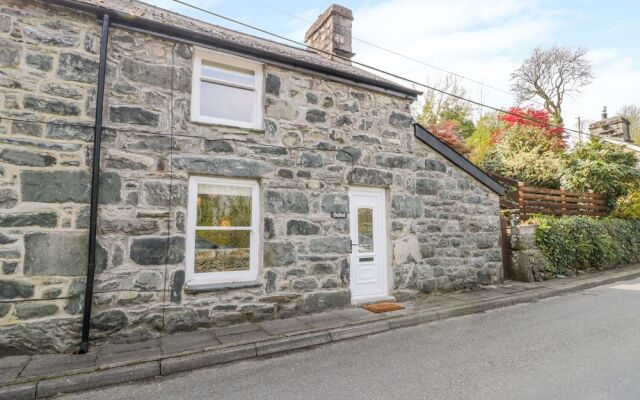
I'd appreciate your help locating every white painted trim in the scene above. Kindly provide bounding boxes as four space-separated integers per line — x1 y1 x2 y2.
348 187 389 303
190 47 264 130
185 176 260 286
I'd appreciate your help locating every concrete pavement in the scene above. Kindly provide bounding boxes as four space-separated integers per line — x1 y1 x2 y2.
56 275 640 399
3 265 640 399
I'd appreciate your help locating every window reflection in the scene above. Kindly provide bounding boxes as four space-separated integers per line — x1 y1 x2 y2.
357 207 374 253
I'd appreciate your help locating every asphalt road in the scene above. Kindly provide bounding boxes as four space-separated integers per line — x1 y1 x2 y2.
60 278 640 400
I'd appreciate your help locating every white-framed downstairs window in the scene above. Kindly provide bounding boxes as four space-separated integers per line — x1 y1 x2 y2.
190 48 264 129
185 176 260 286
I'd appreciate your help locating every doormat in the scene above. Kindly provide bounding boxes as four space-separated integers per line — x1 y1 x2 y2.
362 303 405 313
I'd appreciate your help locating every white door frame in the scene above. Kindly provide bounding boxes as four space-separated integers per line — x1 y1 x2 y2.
348 187 391 304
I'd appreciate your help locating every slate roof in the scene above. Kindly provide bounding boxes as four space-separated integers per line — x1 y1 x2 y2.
599 137 640 157
51 0 421 98
414 124 505 195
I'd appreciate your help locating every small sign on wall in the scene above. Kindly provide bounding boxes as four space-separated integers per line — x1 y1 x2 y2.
331 211 348 219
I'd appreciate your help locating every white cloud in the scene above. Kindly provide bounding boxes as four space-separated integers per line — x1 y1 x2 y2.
567 49 640 122
146 0 640 125
290 0 640 125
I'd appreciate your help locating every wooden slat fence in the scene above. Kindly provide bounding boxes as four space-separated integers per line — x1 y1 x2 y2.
488 173 607 221
517 184 607 220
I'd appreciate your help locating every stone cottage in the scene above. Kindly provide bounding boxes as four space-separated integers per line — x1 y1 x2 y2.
589 107 640 158
0 0 505 354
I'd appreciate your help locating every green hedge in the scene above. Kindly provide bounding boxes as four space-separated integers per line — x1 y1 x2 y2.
530 216 640 274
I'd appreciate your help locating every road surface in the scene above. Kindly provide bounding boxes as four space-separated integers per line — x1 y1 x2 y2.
60 278 640 399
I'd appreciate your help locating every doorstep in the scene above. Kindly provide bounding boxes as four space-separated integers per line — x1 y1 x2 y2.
1 264 640 400
350 294 396 305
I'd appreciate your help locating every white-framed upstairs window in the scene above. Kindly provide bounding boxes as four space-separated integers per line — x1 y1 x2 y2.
185 176 260 286
191 48 264 130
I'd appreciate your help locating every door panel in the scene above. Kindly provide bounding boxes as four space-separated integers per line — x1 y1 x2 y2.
349 188 388 302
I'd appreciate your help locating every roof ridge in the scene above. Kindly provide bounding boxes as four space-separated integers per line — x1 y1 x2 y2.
54 0 419 98
135 0 319 55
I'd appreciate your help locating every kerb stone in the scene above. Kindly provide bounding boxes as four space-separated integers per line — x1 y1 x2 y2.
0 383 36 400
329 320 390 341
35 362 160 399
256 332 330 356
160 344 256 375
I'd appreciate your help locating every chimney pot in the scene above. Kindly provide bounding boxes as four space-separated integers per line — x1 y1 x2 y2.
305 4 355 64
601 106 608 120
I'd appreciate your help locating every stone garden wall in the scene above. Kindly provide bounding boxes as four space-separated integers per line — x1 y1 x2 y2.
0 0 502 353
507 225 553 282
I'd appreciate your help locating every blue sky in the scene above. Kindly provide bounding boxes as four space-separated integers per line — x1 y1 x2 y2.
151 0 640 132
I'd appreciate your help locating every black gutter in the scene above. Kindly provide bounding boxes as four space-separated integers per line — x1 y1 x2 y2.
46 0 420 99
80 14 110 354
414 124 506 196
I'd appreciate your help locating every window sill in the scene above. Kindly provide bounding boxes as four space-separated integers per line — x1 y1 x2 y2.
190 119 265 133
184 280 261 293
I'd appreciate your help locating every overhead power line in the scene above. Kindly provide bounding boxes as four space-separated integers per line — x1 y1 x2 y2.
237 0 586 119
167 0 588 136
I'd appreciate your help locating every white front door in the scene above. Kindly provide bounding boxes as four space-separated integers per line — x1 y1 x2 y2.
349 187 389 303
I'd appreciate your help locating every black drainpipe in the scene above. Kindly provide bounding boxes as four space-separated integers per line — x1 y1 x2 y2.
80 14 110 354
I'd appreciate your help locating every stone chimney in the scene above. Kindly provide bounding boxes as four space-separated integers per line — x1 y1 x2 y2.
589 106 632 142
305 4 355 64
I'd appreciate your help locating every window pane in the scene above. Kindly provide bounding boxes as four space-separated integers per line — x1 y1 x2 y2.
195 230 250 273
200 81 255 123
357 208 374 253
197 184 252 227
201 61 255 86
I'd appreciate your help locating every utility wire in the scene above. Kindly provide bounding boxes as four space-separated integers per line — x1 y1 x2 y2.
160 42 178 331
166 0 588 136
244 1 566 111
204 0 586 120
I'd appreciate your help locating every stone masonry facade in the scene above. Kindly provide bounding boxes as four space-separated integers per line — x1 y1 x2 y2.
0 0 502 354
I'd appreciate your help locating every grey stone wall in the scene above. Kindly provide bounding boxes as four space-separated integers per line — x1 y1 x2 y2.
589 116 631 142
0 0 103 354
507 225 552 282
304 4 355 62
0 0 501 354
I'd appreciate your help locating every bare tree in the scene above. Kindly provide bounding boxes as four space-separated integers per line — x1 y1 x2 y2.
416 75 471 127
511 46 593 123
574 117 593 144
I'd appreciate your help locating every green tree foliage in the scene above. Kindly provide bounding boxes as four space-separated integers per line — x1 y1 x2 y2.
416 76 475 149
481 124 565 188
197 194 251 227
561 139 640 209
612 189 640 219
439 106 475 138
466 113 499 164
